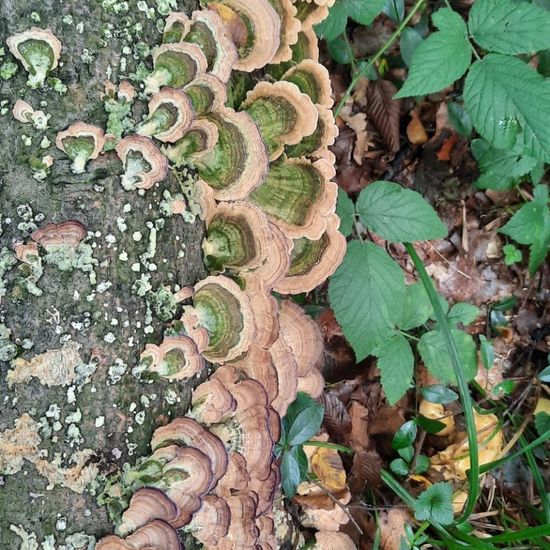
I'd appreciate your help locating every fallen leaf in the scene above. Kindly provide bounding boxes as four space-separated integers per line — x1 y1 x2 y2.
406 110 428 145
379 509 410 550
366 80 401 153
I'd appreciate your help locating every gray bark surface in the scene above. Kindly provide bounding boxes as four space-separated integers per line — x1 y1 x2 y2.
0 1 204 547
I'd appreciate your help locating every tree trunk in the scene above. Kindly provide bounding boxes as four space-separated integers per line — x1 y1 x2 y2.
0 1 205 547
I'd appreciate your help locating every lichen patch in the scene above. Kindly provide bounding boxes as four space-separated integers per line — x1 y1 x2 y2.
0 414 43 475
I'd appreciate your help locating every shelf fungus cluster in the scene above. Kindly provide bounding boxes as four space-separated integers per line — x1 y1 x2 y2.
4 0 345 547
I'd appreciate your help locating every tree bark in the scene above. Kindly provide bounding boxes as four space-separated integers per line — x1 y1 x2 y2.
0 1 204 547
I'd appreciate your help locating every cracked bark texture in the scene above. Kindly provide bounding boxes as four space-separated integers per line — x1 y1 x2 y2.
0 0 205 547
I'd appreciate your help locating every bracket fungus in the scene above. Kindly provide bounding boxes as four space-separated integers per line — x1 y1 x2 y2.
31 221 87 251
55 123 106 174
116 135 169 191
184 74 227 115
293 0 336 28
137 88 194 143
144 42 208 95
138 335 205 381
282 59 334 109
12 99 34 124
163 12 192 43
6 27 61 88
96 519 182 550
242 80 318 160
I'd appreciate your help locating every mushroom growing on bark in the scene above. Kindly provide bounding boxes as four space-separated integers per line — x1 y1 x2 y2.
282 59 334 108
32 221 87 251
116 135 169 191
6 27 62 88
55 123 105 174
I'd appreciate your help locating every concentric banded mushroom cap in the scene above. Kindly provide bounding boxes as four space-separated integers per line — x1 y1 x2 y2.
201 202 271 275
12 100 34 123
32 221 86 251
195 108 269 201
116 488 179 536
242 274 279 349
185 275 255 363
137 88 194 143
268 0 301 64
164 118 220 165
256 513 278 550
184 495 231 547
248 462 280 515
249 157 338 240
286 103 338 159
55 123 105 174
297 366 324 398
151 418 228 485
163 12 191 43
6 27 62 88
242 80 318 160
185 9 238 82
14 241 40 266
251 223 293 289
268 336 298 416
291 27 319 62
218 491 260 549
139 335 205 381
215 451 251 495
145 42 208 95
116 135 169 191
292 0 336 28
282 59 333 108
190 376 236 424
97 519 182 550
208 0 281 71
183 74 227 115
278 299 323 376
274 214 346 294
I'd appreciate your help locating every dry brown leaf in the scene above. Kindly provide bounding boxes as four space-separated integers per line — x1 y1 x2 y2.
348 448 383 495
366 79 400 153
406 110 428 145
349 401 370 449
379 509 410 550
311 446 348 493
339 101 370 164
319 391 351 446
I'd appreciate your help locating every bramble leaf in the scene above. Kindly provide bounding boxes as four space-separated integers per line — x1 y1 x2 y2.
396 281 433 331
469 0 550 56
394 8 471 98
336 188 355 237
356 181 447 242
329 241 406 360
447 302 479 326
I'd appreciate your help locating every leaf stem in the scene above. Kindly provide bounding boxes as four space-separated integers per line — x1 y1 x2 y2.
303 440 354 454
404 242 479 524
334 0 427 117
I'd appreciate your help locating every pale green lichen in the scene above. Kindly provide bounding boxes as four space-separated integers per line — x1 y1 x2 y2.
0 323 17 362
47 77 67 94
0 61 18 80
0 246 17 302
148 286 177 321
43 243 98 284
155 0 177 16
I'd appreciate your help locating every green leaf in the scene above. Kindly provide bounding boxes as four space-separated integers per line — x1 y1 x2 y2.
471 138 537 191
414 482 454 525
392 420 417 449
448 101 473 138
479 336 495 371
499 185 550 274
336 187 355 237
414 454 431 474
356 181 447 242
420 384 459 404
398 445 415 463
468 0 550 56
284 392 323 431
390 458 410 476
447 303 479 326
416 414 447 434
329 240 406 360
314 2 348 41
281 448 303 497
383 0 404 22
327 36 354 65
348 0 386 25
394 8 471 98
375 333 414 405
396 281 433 331
287 403 325 446
400 27 423 67
464 54 550 162
535 412 550 437
503 244 523 265
418 328 477 384
539 366 550 383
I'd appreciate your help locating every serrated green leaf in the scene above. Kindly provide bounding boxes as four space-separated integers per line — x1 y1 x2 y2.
447 302 479 326
535 412 550 437
414 482 454 525
396 281 433 330
468 0 550 56
356 181 447 242
348 0 386 24
281 448 303 497
464 55 550 162
420 384 459 404
392 420 417 449
499 185 550 274
471 138 537 191
418 328 477 384
336 187 355 237
503 243 523 265
390 458 410 476
329 240 406 360
394 8 471 98
314 2 349 41
287 404 325 446
375 333 414 405
327 36 354 65
400 27 423 67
